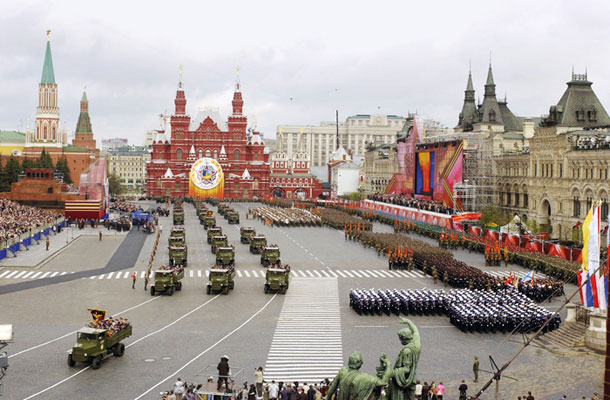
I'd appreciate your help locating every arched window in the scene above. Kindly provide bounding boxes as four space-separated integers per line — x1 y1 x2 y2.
205 149 211 158
234 149 240 160
176 148 183 160
213 149 218 160
52 126 56 140
198 149 203 159
489 109 496 123
44 126 48 140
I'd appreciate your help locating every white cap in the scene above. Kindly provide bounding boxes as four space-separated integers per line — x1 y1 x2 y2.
223 355 229 360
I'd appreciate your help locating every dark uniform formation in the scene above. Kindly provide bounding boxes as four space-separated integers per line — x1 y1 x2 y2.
349 288 561 334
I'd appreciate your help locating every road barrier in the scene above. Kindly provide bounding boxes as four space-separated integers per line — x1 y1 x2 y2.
0 216 65 261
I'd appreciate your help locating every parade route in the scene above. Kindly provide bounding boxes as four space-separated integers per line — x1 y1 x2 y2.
0 201 602 399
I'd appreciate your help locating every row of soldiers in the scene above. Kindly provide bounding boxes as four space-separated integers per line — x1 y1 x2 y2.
350 288 561 334
250 207 321 227
484 244 509 266
321 209 373 231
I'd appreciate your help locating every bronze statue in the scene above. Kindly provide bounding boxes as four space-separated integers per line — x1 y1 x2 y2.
325 352 392 400
387 318 421 400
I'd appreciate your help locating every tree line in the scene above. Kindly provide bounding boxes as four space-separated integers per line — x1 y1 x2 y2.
0 148 72 192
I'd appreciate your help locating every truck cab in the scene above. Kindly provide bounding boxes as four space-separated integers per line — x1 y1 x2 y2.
249 235 267 254
240 227 256 243
211 234 228 254
207 227 222 244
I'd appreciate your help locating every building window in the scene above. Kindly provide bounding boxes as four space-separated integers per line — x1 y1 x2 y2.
206 149 211 157
198 149 203 159
489 110 496 122
602 200 609 219
213 150 218 160
176 181 181 191
507 192 512 206
515 193 520 207
586 197 592 211
234 149 240 160
573 197 580 217
576 108 585 122
524 193 528 208
176 148 183 160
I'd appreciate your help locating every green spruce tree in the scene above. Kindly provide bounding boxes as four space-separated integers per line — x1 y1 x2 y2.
21 157 36 170
0 155 22 192
37 148 54 169
55 156 73 184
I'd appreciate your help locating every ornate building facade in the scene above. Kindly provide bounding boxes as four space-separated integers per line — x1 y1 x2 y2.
18 33 99 185
146 74 271 199
269 131 324 199
496 72 610 240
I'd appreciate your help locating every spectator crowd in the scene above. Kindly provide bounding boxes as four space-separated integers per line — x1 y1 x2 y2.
367 193 454 215
0 198 60 243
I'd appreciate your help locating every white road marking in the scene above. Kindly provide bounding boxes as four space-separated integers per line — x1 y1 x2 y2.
237 271 243 277
0 270 11 278
197 270 202 278
134 294 277 400
13 271 28 279
98 274 105 279
25 296 220 400
245 270 251 277
50 272 59 277
39 272 51 279
10 296 161 359
189 270 194 278
350 270 363 278
21 271 35 279
264 278 342 383
107 272 114 279
342 270 354 278
252 270 259 278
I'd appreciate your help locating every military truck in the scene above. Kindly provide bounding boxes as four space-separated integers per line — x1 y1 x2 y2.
206 266 235 295
207 227 223 244
173 211 184 225
240 227 256 244
264 267 290 294
169 243 188 267
261 245 281 267
169 227 185 243
227 210 240 224
203 215 216 230
211 234 228 254
216 246 235 266
249 234 267 254
218 204 230 217
68 321 132 369
150 265 184 296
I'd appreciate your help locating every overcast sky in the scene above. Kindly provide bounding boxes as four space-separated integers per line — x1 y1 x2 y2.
1 0 609 144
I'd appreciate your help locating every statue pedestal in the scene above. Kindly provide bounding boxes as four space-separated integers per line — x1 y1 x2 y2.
565 303 577 323
585 310 606 352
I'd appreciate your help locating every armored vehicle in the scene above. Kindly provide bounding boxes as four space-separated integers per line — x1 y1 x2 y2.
227 211 240 224
264 267 290 294
211 234 228 254
169 243 188 267
240 227 256 244
173 211 184 225
216 246 236 266
68 322 132 369
207 266 235 295
203 215 216 230
218 204 230 217
207 227 222 244
249 234 267 254
150 265 184 296
261 245 281 267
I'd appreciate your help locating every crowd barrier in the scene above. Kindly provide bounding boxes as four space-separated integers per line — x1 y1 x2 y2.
0 216 66 262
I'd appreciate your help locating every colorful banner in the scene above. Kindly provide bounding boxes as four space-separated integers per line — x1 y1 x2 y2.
189 157 224 199
415 151 434 195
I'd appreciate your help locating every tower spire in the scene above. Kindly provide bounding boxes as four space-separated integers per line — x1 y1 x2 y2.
41 31 56 84
235 65 241 91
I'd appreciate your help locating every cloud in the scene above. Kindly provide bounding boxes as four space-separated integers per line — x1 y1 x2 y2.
1 0 610 143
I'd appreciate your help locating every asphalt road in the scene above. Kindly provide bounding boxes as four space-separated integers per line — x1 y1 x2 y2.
0 201 601 400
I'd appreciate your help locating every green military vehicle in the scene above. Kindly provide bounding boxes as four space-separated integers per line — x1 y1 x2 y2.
169 227 185 243
68 322 132 369
203 215 216 230
150 265 184 296
206 266 235 295
249 234 267 254
169 243 188 267
240 226 256 244
227 210 240 224
211 234 228 254
261 245 281 267
173 211 184 225
207 227 222 244
216 246 236 266
264 267 290 294
218 204 230 217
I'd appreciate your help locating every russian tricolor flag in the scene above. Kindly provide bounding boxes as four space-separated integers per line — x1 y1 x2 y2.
578 203 608 309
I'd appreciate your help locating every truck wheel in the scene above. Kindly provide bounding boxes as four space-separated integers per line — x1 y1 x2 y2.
281 287 287 294
176 282 182 291
206 285 211 295
264 285 269 294
91 355 103 370
168 286 174 296
68 353 76 367
150 286 156 296
113 343 125 357
229 281 234 290
223 286 229 295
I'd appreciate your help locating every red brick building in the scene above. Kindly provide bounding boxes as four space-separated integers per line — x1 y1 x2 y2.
20 33 99 185
146 72 324 200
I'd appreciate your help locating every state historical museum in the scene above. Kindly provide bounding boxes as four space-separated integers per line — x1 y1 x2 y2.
147 73 323 200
